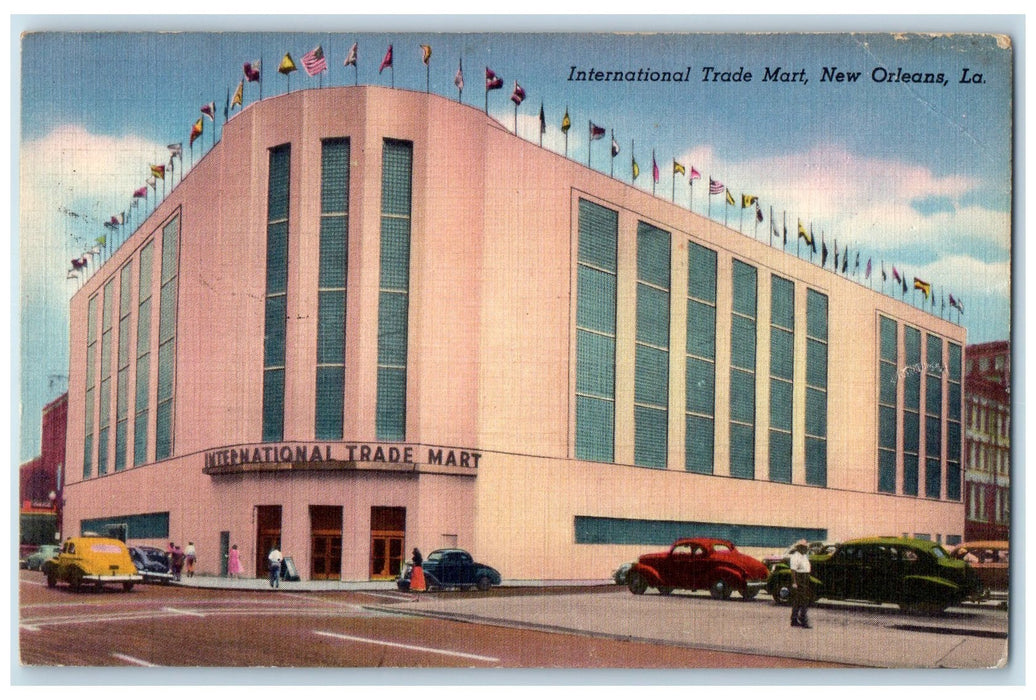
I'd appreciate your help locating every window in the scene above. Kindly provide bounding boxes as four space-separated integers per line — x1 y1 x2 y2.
155 217 180 458
134 241 153 466
634 221 670 468
263 145 290 442
946 342 962 500
98 279 115 475
83 294 99 478
877 316 897 493
925 334 942 498
575 200 618 463
114 262 133 471
805 289 828 486
768 275 794 483
902 326 921 496
686 241 716 474
729 260 757 479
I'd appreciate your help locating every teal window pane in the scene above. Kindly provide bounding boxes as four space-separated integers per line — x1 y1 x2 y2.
320 138 350 214
136 298 151 356
806 387 827 437
732 260 757 317
135 353 150 418
138 241 153 301
634 405 667 468
635 345 669 406
576 395 614 462
315 366 344 440
380 217 411 289
264 295 287 366
159 279 177 341
904 327 921 364
948 343 962 381
879 361 897 405
267 145 291 221
265 221 289 294
948 382 961 421
807 339 827 389
84 387 94 436
729 423 755 479
904 369 920 411
317 291 345 364
947 421 961 461
770 275 794 329
101 331 112 380
83 433 93 478
377 291 409 366
133 411 148 466
577 330 615 397
636 284 670 347
769 430 792 483
879 405 897 449
903 453 919 496
926 374 942 415
879 316 897 362
686 299 715 359
86 343 96 387
926 415 941 456
161 218 180 284
120 263 133 316
376 366 407 441
807 289 828 340
878 449 896 493
688 241 716 303
381 140 413 215
577 266 616 334
116 366 129 420
118 317 131 369
262 368 285 442
770 380 792 431
319 216 348 288
637 222 671 289
685 414 714 474
903 410 920 453
157 342 175 402
805 437 827 486
97 427 109 475
578 199 618 271
946 460 961 501
102 280 114 328
926 333 943 371
686 356 715 416
926 457 941 499
115 419 127 471
155 399 173 459
730 316 756 370
99 377 111 426
729 369 755 424
770 328 793 380
87 295 98 344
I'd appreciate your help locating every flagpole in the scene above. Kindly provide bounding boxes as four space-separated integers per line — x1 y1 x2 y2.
689 177 694 213
739 200 744 234
587 121 591 168
809 224 815 262
610 131 615 178
260 52 264 100
671 162 675 202
769 206 774 247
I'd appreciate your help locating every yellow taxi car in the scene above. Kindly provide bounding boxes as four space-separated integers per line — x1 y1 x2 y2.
41 536 143 592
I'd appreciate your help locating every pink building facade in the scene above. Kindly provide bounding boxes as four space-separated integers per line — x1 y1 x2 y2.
63 87 967 582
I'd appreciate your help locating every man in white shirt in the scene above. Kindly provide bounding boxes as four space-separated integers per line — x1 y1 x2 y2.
268 546 283 589
789 539 812 628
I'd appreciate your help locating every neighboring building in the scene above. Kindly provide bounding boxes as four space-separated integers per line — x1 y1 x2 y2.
19 393 68 546
963 341 1011 541
61 86 967 582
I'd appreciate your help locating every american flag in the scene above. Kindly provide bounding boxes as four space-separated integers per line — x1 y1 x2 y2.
510 81 525 105
302 45 327 76
589 122 606 140
709 178 724 195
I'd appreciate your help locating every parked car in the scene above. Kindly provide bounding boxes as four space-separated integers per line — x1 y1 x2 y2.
626 537 770 600
129 545 174 585
397 548 501 592
949 541 1009 596
23 544 61 571
766 536 984 614
41 536 143 592
762 541 836 571
612 562 633 585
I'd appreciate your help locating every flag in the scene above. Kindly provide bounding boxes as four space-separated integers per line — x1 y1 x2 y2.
167 143 182 159
821 239 828 267
278 53 297 75
741 194 758 208
510 81 525 106
842 247 849 274
611 136 619 157
133 186 147 198
244 61 261 82
95 235 107 247
913 277 931 299
797 219 813 246
949 294 964 314
201 102 216 121
589 122 606 140
892 266 901 283
725 189 735 206
854 252 860 273
147 175 157 189
150 164 165 180
454 58 464 90
538 103 546 134
881 263 887 282
709 178 724 195
771 215 780 239
755 204 763 223
301 45 327 76
632 156 639 180
689 166 701 180
652 153 660 183
485 66 503 90
866 258 872 279
71 257 88 270
379 45 393 73
420 44 432 66
344 43 358 68
231 81 243 109
901 273 908 295
673 161 686 176
561 108 571 134
189 117 203 145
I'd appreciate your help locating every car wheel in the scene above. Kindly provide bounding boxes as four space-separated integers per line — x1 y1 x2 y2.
771 584 792 604
628 572 648 595
46 573 56 588
710 579 732 600
658 587 673 596
123 582 135 592
476 575 492 592
68 569 83 593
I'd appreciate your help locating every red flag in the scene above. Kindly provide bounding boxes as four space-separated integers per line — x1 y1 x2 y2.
379 45 393 73
589 122 605 140
189 117 203 146
510 81 525 106
133 186 147 198
201 102 216 121
485 67 503 90
243 61 261 82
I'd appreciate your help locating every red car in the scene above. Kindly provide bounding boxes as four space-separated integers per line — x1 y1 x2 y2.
627 537 770 600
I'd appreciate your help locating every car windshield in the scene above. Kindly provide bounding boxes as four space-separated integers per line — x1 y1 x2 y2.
426 551 444 562
930 545 948 559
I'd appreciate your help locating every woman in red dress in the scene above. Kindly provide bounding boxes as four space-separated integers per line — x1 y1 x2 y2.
410 548 426 592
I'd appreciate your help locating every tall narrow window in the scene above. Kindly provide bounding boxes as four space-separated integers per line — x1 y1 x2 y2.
946 342 962 500
729 260 757 479
316 138 349 440
805 290 828 486
114 261 133 471
134 241 153 466
97 279 115 475
83 294 98 478
263 145 290 442
877 316 898 493
575 199 618 463
155 217 180 459
686 241 716 474
768 275 794 483
902 326 921 496
377 139 412 441
635 222 670 469
925 333 943 498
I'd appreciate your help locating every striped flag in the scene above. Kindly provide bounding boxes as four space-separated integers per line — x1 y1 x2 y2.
913 277 932 299
301 45 327 76
709 178 724 194
510 81 526 105
485 67 503 90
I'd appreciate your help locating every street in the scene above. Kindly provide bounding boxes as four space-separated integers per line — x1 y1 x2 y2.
17 570 1007 671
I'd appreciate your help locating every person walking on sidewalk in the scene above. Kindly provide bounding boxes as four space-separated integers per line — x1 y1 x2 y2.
184 542 196 578
410 548 426 592
227 544 243 579
789 539 813 628
267 545 283 588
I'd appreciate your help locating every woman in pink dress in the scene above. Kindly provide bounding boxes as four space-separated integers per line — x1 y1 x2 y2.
227 544 243 578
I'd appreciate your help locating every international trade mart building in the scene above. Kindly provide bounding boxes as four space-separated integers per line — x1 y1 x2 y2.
63 86 966 582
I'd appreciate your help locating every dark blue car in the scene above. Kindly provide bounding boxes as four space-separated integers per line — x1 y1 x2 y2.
397 548 501 592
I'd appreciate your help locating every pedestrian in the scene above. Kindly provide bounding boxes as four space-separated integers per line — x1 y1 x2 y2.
227 544 242 579
170 545 185 581
268 544 283 588
184 541 196 578
410 547 426 592
789 539 812 628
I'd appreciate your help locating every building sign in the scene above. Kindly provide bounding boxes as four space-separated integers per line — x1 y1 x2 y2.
203 442 482 472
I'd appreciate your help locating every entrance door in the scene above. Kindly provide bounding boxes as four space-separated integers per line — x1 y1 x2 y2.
255 505 282 579
219 531 230 577
370 506 405 579
310 505 343 580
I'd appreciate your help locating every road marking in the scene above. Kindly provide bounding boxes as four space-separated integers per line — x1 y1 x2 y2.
162 606 207 618
360 591 415 602
112 653 157 667
314 630 500 663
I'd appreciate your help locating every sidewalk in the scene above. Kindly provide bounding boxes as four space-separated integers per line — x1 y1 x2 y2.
170 574 609 592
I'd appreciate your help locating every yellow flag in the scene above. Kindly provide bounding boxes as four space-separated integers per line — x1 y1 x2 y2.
278 53 297 74
561 109 571 133
231 81 243 109
420 44 432 65
725 189 736 206
741 194 758 208
673 161 686 175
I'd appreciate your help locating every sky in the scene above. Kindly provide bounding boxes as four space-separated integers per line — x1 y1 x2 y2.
12 16 1017 462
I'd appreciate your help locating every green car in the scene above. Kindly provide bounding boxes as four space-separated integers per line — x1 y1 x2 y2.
766 536 985 614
